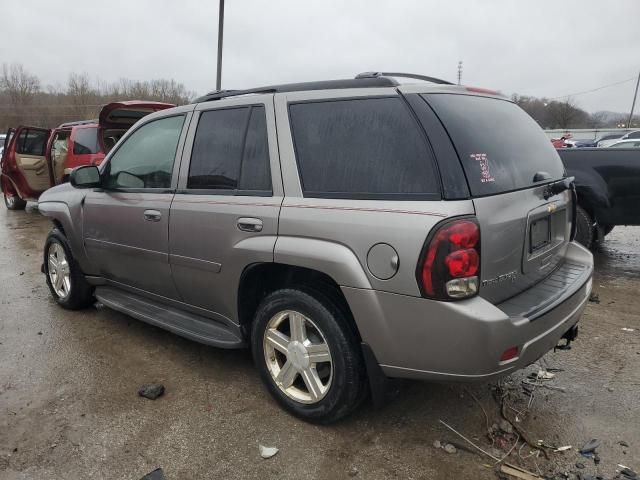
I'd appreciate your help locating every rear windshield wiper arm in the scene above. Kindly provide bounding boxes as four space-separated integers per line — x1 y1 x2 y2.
543 176 574 200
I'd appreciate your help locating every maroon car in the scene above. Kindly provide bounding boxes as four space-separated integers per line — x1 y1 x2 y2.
1 101 174 209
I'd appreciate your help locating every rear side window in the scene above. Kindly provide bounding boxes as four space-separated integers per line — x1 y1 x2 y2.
187 106 271 193
289 97 440 199
73 127 100 155
423 94 564 197
16 129 48 156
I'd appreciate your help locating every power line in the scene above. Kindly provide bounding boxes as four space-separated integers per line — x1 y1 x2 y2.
548 77 636 100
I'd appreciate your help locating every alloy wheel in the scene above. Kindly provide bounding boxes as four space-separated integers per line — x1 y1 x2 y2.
263 310 333 404
47 243 71 299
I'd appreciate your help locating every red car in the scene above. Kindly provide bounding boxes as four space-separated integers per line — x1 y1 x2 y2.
1 101 174 209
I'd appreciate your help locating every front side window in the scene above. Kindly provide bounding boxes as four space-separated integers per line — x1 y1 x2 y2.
289 97 439 199
16 129 48 156
104 115 184 189
187 105 271 193
73 127 100 155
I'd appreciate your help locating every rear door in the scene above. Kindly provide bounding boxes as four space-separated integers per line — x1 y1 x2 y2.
169 94 282 322
420 93 570 304
3 126 52 198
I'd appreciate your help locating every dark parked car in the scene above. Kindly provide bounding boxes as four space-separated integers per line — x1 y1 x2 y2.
559 147 640 248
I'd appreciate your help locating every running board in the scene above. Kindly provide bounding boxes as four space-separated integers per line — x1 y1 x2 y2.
95 286 245 349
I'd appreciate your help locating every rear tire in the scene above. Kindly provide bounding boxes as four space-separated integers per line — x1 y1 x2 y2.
251 288 367 424
3 192 26 210
44 229 95 310
574 206 594 249
601 225 614 236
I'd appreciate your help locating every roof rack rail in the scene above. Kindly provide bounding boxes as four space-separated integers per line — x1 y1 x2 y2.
194 76 399 103
355 72 454 85
57 119 98 128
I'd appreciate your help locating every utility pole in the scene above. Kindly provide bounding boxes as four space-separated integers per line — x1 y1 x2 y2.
216 0 225 91
457 61 463 85
628 70 640 129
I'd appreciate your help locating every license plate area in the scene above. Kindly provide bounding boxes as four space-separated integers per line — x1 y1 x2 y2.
530 216 551 253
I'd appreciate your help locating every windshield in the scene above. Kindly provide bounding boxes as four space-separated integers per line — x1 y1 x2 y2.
422 94 565 197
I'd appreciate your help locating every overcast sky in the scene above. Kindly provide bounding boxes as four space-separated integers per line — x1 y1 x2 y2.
1 0 638 113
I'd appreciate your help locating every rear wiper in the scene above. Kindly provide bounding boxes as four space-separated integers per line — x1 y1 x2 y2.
533 171 552 182
543 176 574 199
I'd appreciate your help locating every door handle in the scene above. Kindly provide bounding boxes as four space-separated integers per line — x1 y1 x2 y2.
237 217 263 232
143 210 162 222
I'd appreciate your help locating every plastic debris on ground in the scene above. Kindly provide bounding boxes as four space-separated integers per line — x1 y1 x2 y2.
579 439 601 454
138 384 165 400
259 445 279 459
139 468 164 480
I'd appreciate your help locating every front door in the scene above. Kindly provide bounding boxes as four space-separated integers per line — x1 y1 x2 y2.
169 95 282 322
83 112 191 300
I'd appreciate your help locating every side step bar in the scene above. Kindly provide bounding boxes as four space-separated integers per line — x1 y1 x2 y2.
95 286 245 349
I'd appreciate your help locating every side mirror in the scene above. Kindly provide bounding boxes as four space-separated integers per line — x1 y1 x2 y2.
69 165 101 188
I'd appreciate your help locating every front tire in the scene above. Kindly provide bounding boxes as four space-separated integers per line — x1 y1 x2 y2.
3 192 26 210
43 229 95 310
574 206 594 249
251 288 367 424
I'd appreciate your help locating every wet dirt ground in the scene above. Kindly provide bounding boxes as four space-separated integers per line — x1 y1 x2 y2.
1 205 638 480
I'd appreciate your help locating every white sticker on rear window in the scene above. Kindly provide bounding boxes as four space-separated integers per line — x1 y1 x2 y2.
470 153 495 183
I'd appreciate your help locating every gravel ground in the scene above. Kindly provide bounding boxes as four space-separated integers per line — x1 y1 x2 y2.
1 205 638 480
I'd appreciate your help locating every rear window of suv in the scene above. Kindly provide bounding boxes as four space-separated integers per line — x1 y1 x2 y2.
73 127 100 155
289 97 440 199
422 94 564 197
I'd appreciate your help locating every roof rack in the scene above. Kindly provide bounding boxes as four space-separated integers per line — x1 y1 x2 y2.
193 72 453 103
194 76 399 103
57 119 98 128
355 72 454 85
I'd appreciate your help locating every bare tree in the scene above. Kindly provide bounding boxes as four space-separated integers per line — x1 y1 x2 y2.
1 63 40 126
67 73 99 119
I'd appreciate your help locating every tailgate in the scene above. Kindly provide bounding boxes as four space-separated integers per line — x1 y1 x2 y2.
473 188 571 303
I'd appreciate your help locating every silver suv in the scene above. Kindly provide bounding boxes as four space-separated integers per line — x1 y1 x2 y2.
38 72 593 423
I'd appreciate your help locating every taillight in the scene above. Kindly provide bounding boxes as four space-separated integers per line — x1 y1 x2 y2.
417 218 480 300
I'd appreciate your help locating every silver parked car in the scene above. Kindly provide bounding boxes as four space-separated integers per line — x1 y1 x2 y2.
38 72 593 423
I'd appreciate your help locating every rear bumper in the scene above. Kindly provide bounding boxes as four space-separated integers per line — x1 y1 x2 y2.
343 241 593 381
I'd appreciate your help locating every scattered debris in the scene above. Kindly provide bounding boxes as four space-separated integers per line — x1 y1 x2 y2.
536 370 555 381
19 272 24 276
575 462 585 469
579 439 601 454
439 419 500 462
609 387 615 392
433 440 441 449
348 466 359 477
443 443 457 454
259 444 279 459
138 384 165 400
499 463 541 479
619 441 630 448
37 331 42 335
499 419 514 435
554 445 572 452
593 453 601 464
620 467 638 479
621 328 636 332
139 468 164 480
588 292 600 303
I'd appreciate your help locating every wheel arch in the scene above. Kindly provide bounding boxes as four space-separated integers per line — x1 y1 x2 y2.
237 262 362 342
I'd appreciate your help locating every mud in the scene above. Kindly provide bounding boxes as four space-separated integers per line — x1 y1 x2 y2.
1 206 638 479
